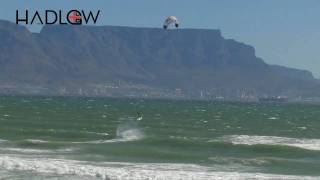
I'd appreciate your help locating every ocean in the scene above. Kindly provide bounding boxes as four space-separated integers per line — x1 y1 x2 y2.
0 96 319 179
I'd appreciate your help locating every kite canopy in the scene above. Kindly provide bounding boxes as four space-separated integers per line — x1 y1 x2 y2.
163 16 180 29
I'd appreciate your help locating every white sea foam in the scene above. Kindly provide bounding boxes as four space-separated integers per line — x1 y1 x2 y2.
1 148 56 154
0 139 8 143
0 156 318 180
221 135 320 151
86 132 110 136
74 126 144 144
268 117 278 120
91 128 143 144
0 148 75 154
208 156 270 166
26 139 49 144
116 125 144 141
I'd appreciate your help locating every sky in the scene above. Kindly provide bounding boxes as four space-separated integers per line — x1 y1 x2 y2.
0 0 320 77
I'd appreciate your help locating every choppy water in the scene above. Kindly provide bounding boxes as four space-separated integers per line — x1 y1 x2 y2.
0 96 319 179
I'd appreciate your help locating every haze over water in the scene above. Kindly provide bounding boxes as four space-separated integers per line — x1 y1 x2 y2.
0 96 319 179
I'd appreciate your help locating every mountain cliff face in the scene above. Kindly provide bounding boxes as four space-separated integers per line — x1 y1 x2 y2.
0 20 319 98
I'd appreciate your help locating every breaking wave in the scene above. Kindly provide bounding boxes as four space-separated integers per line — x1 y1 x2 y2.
0 147 75 154
0 156 318 180
220 135 320 151
26 139 49 144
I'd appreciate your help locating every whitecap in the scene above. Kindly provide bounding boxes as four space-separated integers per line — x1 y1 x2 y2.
86 128 143 144
0 147 74 154
0 139 8 143
298 127 307 130
268 117 278 120
26 139 49 144
0 156 317 180
220 135 320 151
86 132 109 136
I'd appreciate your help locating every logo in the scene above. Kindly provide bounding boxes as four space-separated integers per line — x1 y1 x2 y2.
16 10 101 25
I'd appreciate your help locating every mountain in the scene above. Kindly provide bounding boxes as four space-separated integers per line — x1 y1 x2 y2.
0 20 319 99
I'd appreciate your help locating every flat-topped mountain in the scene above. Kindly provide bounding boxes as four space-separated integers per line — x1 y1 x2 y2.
0 20 319 99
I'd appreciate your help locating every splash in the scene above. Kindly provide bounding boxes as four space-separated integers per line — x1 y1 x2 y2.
76 119 144 144
116 124 144 141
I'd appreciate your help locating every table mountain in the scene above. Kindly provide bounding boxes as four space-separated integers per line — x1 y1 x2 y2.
0 20 319 99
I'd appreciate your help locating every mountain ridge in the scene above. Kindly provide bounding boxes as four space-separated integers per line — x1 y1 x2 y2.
0 20 319 99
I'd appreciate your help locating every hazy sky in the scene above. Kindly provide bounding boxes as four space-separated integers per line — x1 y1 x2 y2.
1 0 319 77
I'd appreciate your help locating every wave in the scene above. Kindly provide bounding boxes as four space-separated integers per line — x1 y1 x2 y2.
208 156 271 166
0 127 141 146
73 125 144 144
0 156 318 180
0 139 8 143
0 147 75 154
86 131 109 136
26 139 49 144
220 135 320 151
86 129 143 144
1 148 53 154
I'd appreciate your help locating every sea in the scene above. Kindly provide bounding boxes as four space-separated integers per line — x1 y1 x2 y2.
0 96 319 179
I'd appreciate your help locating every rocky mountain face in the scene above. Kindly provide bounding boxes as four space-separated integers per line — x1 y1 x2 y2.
0 20 319 99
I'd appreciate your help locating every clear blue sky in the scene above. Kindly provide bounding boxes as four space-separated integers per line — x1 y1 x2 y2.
1 0 320 77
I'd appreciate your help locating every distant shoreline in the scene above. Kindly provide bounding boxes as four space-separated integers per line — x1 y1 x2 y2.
1 93 320 106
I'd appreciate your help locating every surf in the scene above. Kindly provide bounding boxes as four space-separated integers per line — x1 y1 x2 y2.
0 155 318 180
220 135 320 151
